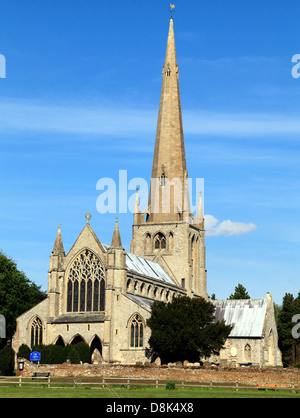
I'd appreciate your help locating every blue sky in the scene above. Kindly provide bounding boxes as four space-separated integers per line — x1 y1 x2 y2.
0 0 300 304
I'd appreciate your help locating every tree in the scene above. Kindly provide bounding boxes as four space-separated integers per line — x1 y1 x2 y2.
228 284 250 300
277 292 300 367
0 251 46 342
146 296 232 363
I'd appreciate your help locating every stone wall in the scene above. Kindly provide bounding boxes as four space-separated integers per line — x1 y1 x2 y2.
17 359 300 384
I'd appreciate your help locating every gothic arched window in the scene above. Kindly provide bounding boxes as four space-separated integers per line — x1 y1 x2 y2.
154 233 166 250
145 233 151 253
244 344 251 362
130 314 144 348
66 249 106 313
30 317 43 348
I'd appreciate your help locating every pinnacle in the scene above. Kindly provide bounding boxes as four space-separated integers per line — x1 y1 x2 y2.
111 217 122 248
52 224 65 254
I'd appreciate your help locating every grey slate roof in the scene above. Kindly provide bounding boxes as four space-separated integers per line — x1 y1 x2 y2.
125 252 177 286
126 293 155 312
212 298 268 338
51 313 105 324
101 243 177 286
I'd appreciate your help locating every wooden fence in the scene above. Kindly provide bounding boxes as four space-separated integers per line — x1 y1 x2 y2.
0 375 299 393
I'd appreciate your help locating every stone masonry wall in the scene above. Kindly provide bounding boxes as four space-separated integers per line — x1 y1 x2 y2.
17 359 300 385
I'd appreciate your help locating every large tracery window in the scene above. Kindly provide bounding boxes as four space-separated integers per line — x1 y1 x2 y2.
130 314 144 348
67 249 106 313
30 317 43 348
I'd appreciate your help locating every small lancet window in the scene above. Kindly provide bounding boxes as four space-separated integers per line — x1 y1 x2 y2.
167 67 171 76
161 172 166 186
154 233 166 250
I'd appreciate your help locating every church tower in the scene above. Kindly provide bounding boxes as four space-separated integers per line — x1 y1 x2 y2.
131 18 207 299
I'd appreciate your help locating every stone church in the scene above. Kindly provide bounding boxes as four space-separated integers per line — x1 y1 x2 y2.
12 18 282 367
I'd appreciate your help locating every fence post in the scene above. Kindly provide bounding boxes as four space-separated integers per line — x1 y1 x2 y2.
236 381 238 392
128 377 130 389
73 376 76 389
210 380 213 390
48 376 51 389
156 379 158 389
19 375 22 388
102 376 105 389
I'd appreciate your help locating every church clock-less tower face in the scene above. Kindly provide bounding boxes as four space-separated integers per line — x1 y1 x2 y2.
130 18 207 299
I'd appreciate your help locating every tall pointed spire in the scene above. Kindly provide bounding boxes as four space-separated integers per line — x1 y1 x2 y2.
111 217 122 248
52 223 65 254
148 18 190 223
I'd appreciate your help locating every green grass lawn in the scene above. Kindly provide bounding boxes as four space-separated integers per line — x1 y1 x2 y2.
0 386 299 398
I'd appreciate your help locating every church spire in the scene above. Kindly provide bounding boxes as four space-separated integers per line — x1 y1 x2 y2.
148 18 190 223
52 223 65 254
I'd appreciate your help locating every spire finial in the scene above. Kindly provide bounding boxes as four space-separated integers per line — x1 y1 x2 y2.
85 212 92 223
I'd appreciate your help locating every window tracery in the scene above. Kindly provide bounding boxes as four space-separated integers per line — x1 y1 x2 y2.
154 233 166 250
30 317 43 347
130 314 144 348
67 249 105 313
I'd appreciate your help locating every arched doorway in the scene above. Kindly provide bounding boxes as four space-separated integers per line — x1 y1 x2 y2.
71 335 85 345
90 336 103 364
55 335 65 347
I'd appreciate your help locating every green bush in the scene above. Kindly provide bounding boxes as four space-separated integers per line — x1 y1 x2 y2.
69 347 81 364
32 344 52 364
166 381 176 390
0 346 15 376
17 344 31 360
25 343 91 365
63 344 72 362
294 363 300 369
50 345 65 364
74 342 91 364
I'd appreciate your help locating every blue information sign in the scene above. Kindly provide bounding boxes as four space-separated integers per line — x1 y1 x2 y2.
30 351 41 362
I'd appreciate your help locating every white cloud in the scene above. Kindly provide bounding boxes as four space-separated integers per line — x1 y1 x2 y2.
205 214 257 237
1 97 300 139
0 98 156 137
184 110 300 137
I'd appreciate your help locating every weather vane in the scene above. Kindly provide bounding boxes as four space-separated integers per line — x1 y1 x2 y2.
169 4 175 18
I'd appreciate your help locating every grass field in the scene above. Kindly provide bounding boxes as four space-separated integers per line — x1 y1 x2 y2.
0 386 300 398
